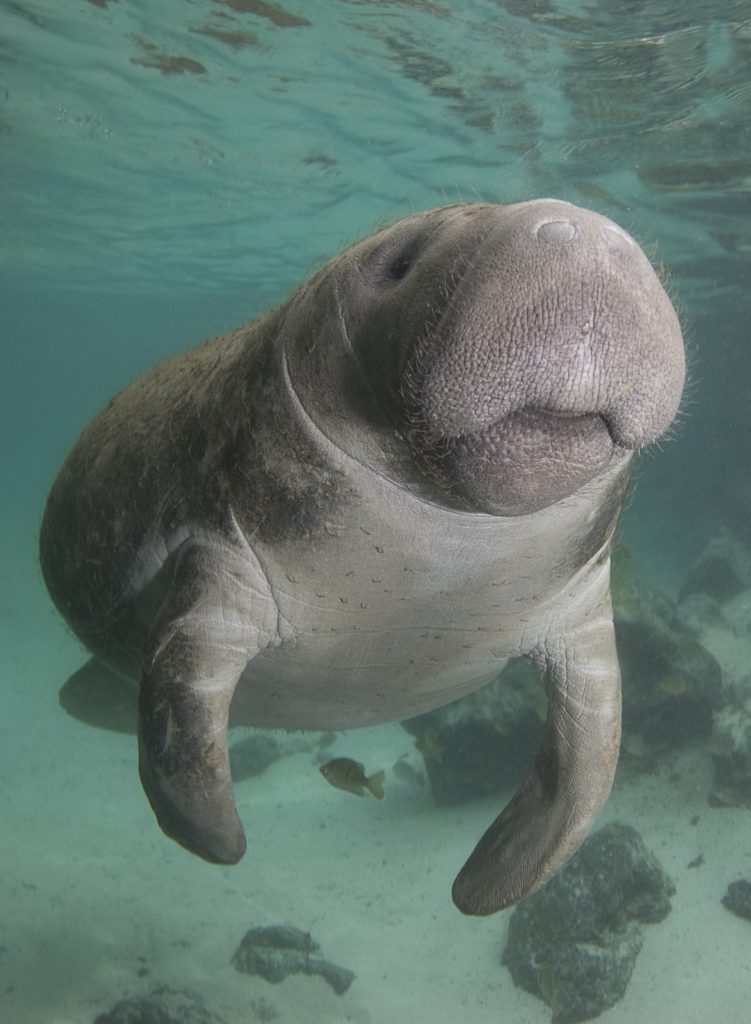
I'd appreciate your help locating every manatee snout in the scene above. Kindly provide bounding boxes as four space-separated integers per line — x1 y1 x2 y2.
402 199 685 514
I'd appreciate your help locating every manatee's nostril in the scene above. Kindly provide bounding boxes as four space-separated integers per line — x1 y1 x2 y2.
602 225 634 252
535 219 578 244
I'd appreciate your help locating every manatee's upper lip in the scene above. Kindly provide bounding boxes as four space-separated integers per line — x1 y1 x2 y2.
441 406 624 452
532 408 625 448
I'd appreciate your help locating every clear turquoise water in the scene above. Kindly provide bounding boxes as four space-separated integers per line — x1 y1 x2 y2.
2 2 750 1022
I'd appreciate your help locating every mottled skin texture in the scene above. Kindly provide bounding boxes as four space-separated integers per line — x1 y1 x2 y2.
40 200 685 914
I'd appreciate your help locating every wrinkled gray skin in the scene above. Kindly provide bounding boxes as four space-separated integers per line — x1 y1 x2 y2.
40 200 685 915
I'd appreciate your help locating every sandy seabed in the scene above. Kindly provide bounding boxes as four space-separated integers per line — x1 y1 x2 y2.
2 521 751 1024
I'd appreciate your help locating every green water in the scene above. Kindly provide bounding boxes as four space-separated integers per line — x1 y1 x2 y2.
2 2 750 1022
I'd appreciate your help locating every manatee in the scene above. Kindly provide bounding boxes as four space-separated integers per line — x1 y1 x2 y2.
39 200 685 915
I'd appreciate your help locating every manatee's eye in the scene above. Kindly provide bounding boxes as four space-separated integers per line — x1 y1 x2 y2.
367 232 421 285
386 249 416 282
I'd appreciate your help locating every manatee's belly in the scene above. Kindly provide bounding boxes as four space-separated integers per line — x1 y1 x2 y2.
230 495 571 729
228 560 537 730
227 514 554 729
231 625 514 730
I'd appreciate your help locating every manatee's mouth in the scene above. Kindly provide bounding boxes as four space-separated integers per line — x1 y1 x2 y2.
536 405 618 442
465 406 623 447
407 404 628 516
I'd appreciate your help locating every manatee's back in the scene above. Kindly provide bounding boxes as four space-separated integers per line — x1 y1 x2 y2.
39 323 255 657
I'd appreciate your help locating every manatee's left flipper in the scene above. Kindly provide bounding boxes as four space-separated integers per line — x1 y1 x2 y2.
452 589 620 914
139 536 276 865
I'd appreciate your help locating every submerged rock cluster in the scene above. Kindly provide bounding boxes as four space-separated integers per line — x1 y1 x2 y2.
722 879 751 922
93 985 227 1024
232 925 355 996
676 529 751 810
502 823 675 1024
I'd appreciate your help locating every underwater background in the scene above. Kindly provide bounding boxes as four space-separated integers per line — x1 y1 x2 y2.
2 1 751 1022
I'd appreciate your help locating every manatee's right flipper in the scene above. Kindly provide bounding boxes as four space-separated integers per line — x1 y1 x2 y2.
138 537 274 865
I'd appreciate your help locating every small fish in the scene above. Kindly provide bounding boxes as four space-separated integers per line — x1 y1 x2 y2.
320 758 385 800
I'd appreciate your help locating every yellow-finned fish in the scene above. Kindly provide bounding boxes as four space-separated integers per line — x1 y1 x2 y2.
320 758 385 800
